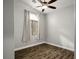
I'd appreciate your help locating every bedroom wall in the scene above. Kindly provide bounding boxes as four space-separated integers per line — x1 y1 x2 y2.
46 5 75 51
3 0 14 59
14 0 46 50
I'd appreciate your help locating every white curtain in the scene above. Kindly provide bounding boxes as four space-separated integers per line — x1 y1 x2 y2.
22 10 30 42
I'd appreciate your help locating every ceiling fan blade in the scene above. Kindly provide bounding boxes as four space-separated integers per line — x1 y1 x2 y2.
48 6 56 9
37 6 42 7
38 0 42 4
42 9 45 12
48 0 57 4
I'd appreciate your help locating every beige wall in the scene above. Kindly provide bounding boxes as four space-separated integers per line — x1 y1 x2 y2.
14 0 46 49
3 0 14 59
46 5 75 51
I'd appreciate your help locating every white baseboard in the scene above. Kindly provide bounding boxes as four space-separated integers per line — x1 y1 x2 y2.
45 42 74 51
14 41 45 51
14 41 74 51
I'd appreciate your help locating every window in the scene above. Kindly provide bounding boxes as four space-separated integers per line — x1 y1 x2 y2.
31 20 38 36
30 12 39 40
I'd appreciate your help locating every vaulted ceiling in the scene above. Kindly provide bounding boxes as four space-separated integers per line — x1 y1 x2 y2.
21 0 75 13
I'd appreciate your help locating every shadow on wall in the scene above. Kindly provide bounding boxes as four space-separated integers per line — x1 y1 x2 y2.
59 29 74 49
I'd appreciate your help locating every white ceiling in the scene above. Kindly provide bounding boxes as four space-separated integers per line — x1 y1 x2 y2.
22 0 75 13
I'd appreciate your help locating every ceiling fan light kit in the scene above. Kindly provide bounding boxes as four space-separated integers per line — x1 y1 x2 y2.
42 5 48 9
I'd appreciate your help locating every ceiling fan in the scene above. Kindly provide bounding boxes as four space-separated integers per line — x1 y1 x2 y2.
37 0 57 12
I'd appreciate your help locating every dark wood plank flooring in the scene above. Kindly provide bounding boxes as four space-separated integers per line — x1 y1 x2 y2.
15 43 74 59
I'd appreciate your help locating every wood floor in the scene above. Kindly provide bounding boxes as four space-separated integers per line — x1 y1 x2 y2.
15 43 74 59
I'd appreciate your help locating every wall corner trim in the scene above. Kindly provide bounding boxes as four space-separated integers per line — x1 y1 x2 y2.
14 41 74 52
14 41 45 51
45 42 74 51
